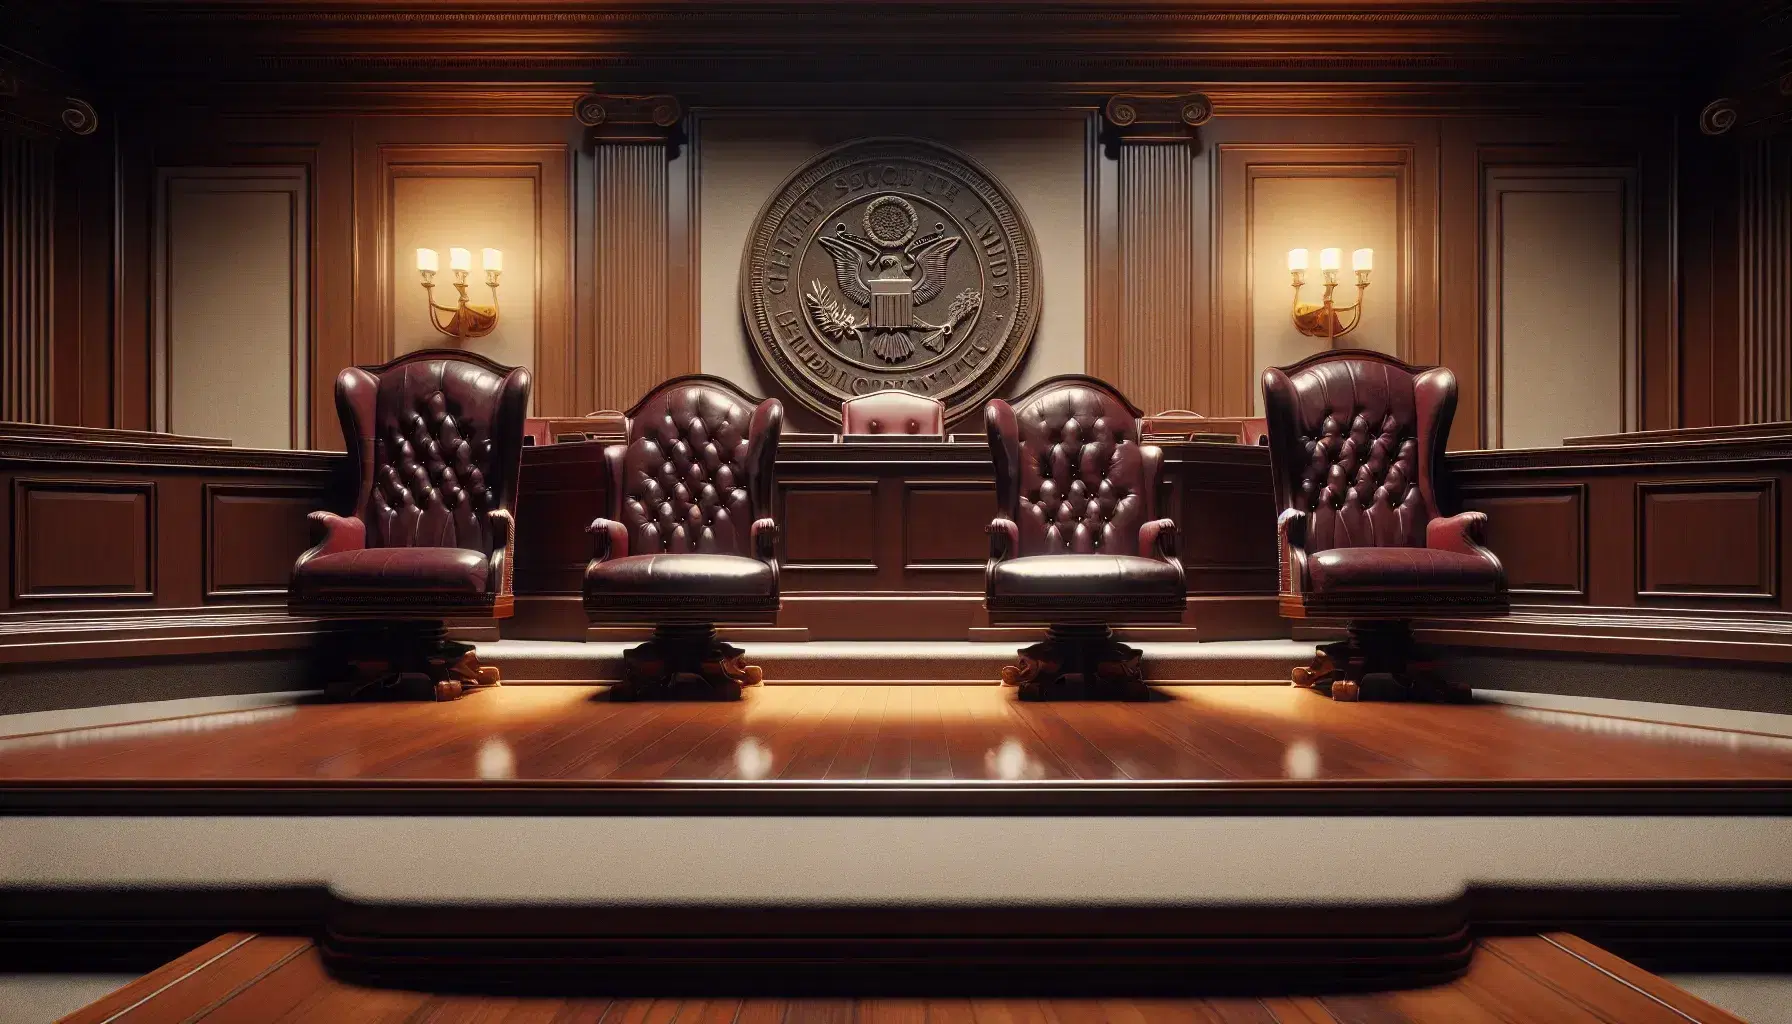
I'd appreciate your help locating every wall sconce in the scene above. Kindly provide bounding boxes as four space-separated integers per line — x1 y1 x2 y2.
1287 246 1372 344
417 246 501 341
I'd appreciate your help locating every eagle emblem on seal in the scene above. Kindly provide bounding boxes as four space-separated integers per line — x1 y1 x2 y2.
805 195 983 363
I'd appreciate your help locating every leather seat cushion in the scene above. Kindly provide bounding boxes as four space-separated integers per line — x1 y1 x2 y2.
294 547 489 594
585 553 774 598
1307 547 1502 594
990 554 1183 599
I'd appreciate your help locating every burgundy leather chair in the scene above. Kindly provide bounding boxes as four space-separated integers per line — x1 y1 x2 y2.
291 349 531 701
842 390 945 436
1263 349 1508 702
985 375 1186 699
584 375 784 700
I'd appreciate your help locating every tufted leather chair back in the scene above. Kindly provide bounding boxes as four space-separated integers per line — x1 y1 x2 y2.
337 349 531 554
609 375 783 557
987 375 1155 557
842 390 945 435
1261 349 1456 555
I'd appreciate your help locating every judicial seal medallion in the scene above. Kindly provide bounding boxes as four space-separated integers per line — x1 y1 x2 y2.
740 137 1041 423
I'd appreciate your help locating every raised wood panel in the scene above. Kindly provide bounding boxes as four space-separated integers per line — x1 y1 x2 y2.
1214 135 1437 419
12 480 155 600
902 481 994 570
364 141 573 417
1174 473 1278 594
203 484 318 598
1459 484 1587 598
1441 126 1675 439
777 479 879 571
153 166 309 449
1484 170 1637 449
1637 481 1778 600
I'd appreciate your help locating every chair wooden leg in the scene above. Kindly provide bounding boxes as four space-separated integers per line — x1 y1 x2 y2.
610 625 761 701
325 623 501 702
1002 624 1151 701
1292 622 1469 703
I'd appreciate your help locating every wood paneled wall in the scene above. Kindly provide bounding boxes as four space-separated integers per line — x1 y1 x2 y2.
104 107 581 448
1086 113 1669 448
14 84 1772 450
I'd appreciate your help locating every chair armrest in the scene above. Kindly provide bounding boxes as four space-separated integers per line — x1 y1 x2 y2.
751 517 781 595
1140 518 1178 564
587 517 629 563
299 512 364 562
1427 511 1492 557
986 516 1020 594
1277 508 1309 595
486 508 514 596
987 517 1019 564
751 517 780 565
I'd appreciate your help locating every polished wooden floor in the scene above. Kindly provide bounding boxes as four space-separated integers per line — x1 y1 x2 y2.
2 684 1789 813
59 931 1746 1024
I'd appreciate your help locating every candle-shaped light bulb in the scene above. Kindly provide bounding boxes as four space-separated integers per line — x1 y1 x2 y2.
1287 248 1309 272
482 248 503 273
1319 248 1341 272
1352 248 1374 272
416 248 438 273
449 247 472 272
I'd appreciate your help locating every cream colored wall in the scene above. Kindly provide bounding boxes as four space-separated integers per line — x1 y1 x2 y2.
1250 175 1401 415
698 111 1086 407
1488 179 1631 448
157 171 305 450
391 176 537 383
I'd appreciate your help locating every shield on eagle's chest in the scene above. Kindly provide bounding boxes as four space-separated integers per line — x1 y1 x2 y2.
870 274 913 329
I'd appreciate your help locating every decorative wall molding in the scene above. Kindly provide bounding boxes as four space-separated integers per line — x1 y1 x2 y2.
150 166 311 449
0 60 98 137
1113 142 1199 417
591 141 673 412
1738 135 1792 424
1215 139 1432 417
1101 92 1210 152
0 134 55 424
95 2 1684 86
1481 167 1640 449
574 93 683 149
361 142 573 416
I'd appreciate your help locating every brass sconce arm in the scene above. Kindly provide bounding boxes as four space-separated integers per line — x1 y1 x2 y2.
417 250 502 342
1288 249 1372 346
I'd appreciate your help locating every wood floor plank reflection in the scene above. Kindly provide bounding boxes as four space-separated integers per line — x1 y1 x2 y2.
2 684 1790 786
58 932 1748 1024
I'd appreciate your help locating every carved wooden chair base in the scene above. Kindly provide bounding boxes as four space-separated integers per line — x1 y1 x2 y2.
1001 624 1152 701
609 625 764 701
325 624 502 703
1291 621 1471 704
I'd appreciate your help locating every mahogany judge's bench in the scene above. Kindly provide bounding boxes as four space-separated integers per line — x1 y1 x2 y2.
514 418 1281 642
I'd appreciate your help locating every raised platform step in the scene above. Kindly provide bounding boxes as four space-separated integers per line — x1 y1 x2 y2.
48 931 1758 1017
479 638 1313 683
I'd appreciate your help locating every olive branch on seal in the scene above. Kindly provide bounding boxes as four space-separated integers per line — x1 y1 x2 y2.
804 280 863 343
